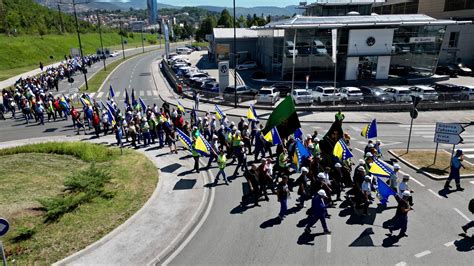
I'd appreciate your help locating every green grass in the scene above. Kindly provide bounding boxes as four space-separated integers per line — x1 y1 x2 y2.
0 33 159 81
191 41 209 48
0 142 158 264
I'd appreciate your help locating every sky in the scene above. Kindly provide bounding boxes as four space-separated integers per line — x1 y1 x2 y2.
100 0 299 8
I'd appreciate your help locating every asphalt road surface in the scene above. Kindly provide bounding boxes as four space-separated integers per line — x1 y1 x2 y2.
1 49 473 265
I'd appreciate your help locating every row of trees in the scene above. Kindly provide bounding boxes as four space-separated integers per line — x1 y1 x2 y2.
196 9 270 41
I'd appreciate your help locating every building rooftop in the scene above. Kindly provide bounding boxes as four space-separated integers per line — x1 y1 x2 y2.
213 28 259 39
260 14 471 29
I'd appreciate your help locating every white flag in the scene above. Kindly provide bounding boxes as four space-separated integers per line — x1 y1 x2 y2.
331 29 337 64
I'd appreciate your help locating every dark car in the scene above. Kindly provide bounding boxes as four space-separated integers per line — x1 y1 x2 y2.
435 65 458 77
430 83 463 101
223 85 258 102
271 83 294 96
359 86 391 103
450 63 473 76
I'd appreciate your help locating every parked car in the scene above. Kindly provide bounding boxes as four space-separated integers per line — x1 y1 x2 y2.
312 40 328 55
176 47 192 55
201 82 220 94
285 41 298 58
359 86 391 103
223 85 258 102
430 83 463 101
190 76 216 88
257 87 280 105
383 86 412 102
435 65 458 77
459 85 474 100
409 85 439 101
339 87 364 104
185 72 209 85
109 51 119 57
310 86 340 104
291 89 313 105
236 61 257 70
451 63 473 76
271 83 293 96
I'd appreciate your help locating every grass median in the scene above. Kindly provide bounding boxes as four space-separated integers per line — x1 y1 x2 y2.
0 142 158 264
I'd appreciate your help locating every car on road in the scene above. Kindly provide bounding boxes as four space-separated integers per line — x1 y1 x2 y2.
435 65 458 77
257 87 280 105
359 86 391 103
109 51 119 57
223 85 258 102
310 86 340 104
339 87 364 104
236 61 257 70
384 86 412 102
409 85 439 101
451 63 473 76
430 83 464 101
291 89 313 105
176 47 192 55
271 83 293 96
459 85 474 100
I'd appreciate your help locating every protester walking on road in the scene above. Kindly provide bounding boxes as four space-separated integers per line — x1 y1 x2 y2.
215 149 228 185
277 175 290 220
305 189 331 235
445 149 465 191
388 190 413 238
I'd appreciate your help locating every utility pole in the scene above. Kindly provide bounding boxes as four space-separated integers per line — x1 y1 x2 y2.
57 4 64 33
233 0 237 108
119 20 126 59
97 10 106 71
71 0 89 91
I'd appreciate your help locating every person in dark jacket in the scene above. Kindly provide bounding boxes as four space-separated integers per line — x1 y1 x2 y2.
444 149 465 191
305 189 331 234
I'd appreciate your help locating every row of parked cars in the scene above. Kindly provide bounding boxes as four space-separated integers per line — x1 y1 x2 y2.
255 83 474 105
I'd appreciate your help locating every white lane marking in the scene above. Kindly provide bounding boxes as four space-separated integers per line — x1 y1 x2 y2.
465 154 474 159
97 92 104 98
413 131 435 135
444 241 455 247
152 90 158 96
115 91 121 97
139 91 145 96
400 125 435 128
147 90 152 96
454 208 471 222
414 250 431 258
354 147 364 154
427 189 442 199
326 234 331 253
399 170 425 187
470 181 474 184
395 262 407 266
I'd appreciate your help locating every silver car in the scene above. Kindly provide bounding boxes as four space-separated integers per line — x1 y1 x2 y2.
409 86 439 101
339 87 364 104
311 86 341 104
257 87 280 104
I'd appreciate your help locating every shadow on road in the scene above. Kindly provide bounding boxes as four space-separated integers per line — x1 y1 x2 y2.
454 234 474 252
349 228 375 247
260 217 281 229
382 234 400 248
297 232 326 246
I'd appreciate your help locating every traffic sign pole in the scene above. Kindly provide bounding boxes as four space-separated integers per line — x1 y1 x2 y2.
0 241 6 266
433 142 439 165
406 117 414 153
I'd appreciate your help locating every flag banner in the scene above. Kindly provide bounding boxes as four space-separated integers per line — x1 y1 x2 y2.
294 128 304 140
333 138 353 161
177 100 186 114
319 120 344 156
246 105 258 121
131 89 138 107
85 94 93 106
139 97 147 112
195 135 211 156
293 139 311 171
262 96 301 139
264 127 282 146
109 85 115 98
377 177 396 205
361 119 377 139
80 97 89 108
100 100 107 111
59 96 70 112
215 104 225 120
106 107 116 125
370 158 395 177
106 101 115 113
124 88 130 108
177 128 192 150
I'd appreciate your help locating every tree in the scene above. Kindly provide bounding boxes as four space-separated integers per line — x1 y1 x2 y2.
5 10 20 34
237 15 246 28
217 9 233 28
196 15 216 41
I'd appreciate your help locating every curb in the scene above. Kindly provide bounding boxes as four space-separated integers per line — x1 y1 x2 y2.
388 149 474 180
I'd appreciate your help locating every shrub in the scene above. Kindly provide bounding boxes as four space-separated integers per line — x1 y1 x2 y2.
12 226 36 242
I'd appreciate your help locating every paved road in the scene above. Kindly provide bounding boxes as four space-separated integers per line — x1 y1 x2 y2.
1 49 473 265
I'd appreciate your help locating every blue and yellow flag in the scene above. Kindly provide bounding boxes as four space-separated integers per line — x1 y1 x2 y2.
139 97 147 112
215 104 225 120
109 85 115 98
294 128 304 140
369 158 395 177
264 127 282 145
131 88 138 107
195 135 211 156
333 138 353 161
80 97 90 108
59 95 70 112
361 119 377 139
177 128 192 150
377 176 396 205
293 139 311 171
106 107 116 125
124 88 130 108
177 100 186 114
246 105 258 121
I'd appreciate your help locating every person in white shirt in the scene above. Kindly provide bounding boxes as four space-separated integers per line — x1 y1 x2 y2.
361 175 373 215
389 164 401 193
398 174 414 206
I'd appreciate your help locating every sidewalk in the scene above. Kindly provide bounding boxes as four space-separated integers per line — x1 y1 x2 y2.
0 134 212 265
153 60 474 125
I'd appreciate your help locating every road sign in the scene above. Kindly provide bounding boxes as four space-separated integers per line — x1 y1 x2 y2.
218 61 229 93
410 108 418 119
0 218 9 237
434 133 463 144
435 123 465 135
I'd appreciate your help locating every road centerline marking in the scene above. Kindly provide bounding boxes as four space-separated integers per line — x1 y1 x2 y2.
444 241 455 247
395 262 407 266
427 189 442 199
326 234 331 253
414 250 431 258
454 208 471 222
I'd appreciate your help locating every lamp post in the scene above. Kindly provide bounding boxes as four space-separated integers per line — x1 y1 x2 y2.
97 10 106 71
119 20 126 59
233 0 237 108
141 21 145 53
71 0 89 91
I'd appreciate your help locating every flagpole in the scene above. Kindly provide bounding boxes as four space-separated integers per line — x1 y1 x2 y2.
291 29 297 96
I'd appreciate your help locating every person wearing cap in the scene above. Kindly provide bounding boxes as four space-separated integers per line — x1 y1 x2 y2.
207 135 220 168
214 149 228 185
254 128 266 162
296 167 311 208
305 189 331 235
445 149 465 191
233 142 247 177
304 134 313 148
257 159 274 201
399 175 414 206
389 164 401 193
388 190 413 238
141 117 151 147
238 117 245 132
311 138 321 157
332 163 343 201
364 140 374 154
361 175 373 215
374 140 383 158
277 175 290 220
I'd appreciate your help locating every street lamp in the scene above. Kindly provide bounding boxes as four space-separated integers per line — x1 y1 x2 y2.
119 20 126 59
97 10 106 71
141 21 145 53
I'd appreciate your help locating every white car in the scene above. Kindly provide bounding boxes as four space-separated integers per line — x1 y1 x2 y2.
109 51 119 57
409 85 439 101
384 86 412 102
176 47 192 55
257 87 280 104
291 89 313 105
339 87 364 104
236 61 257 70
311 86 340 104
459 86 474 100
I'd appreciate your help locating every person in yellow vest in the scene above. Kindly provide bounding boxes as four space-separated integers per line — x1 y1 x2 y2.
214 149 228 185
191 139 200 173
335 109 345 123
